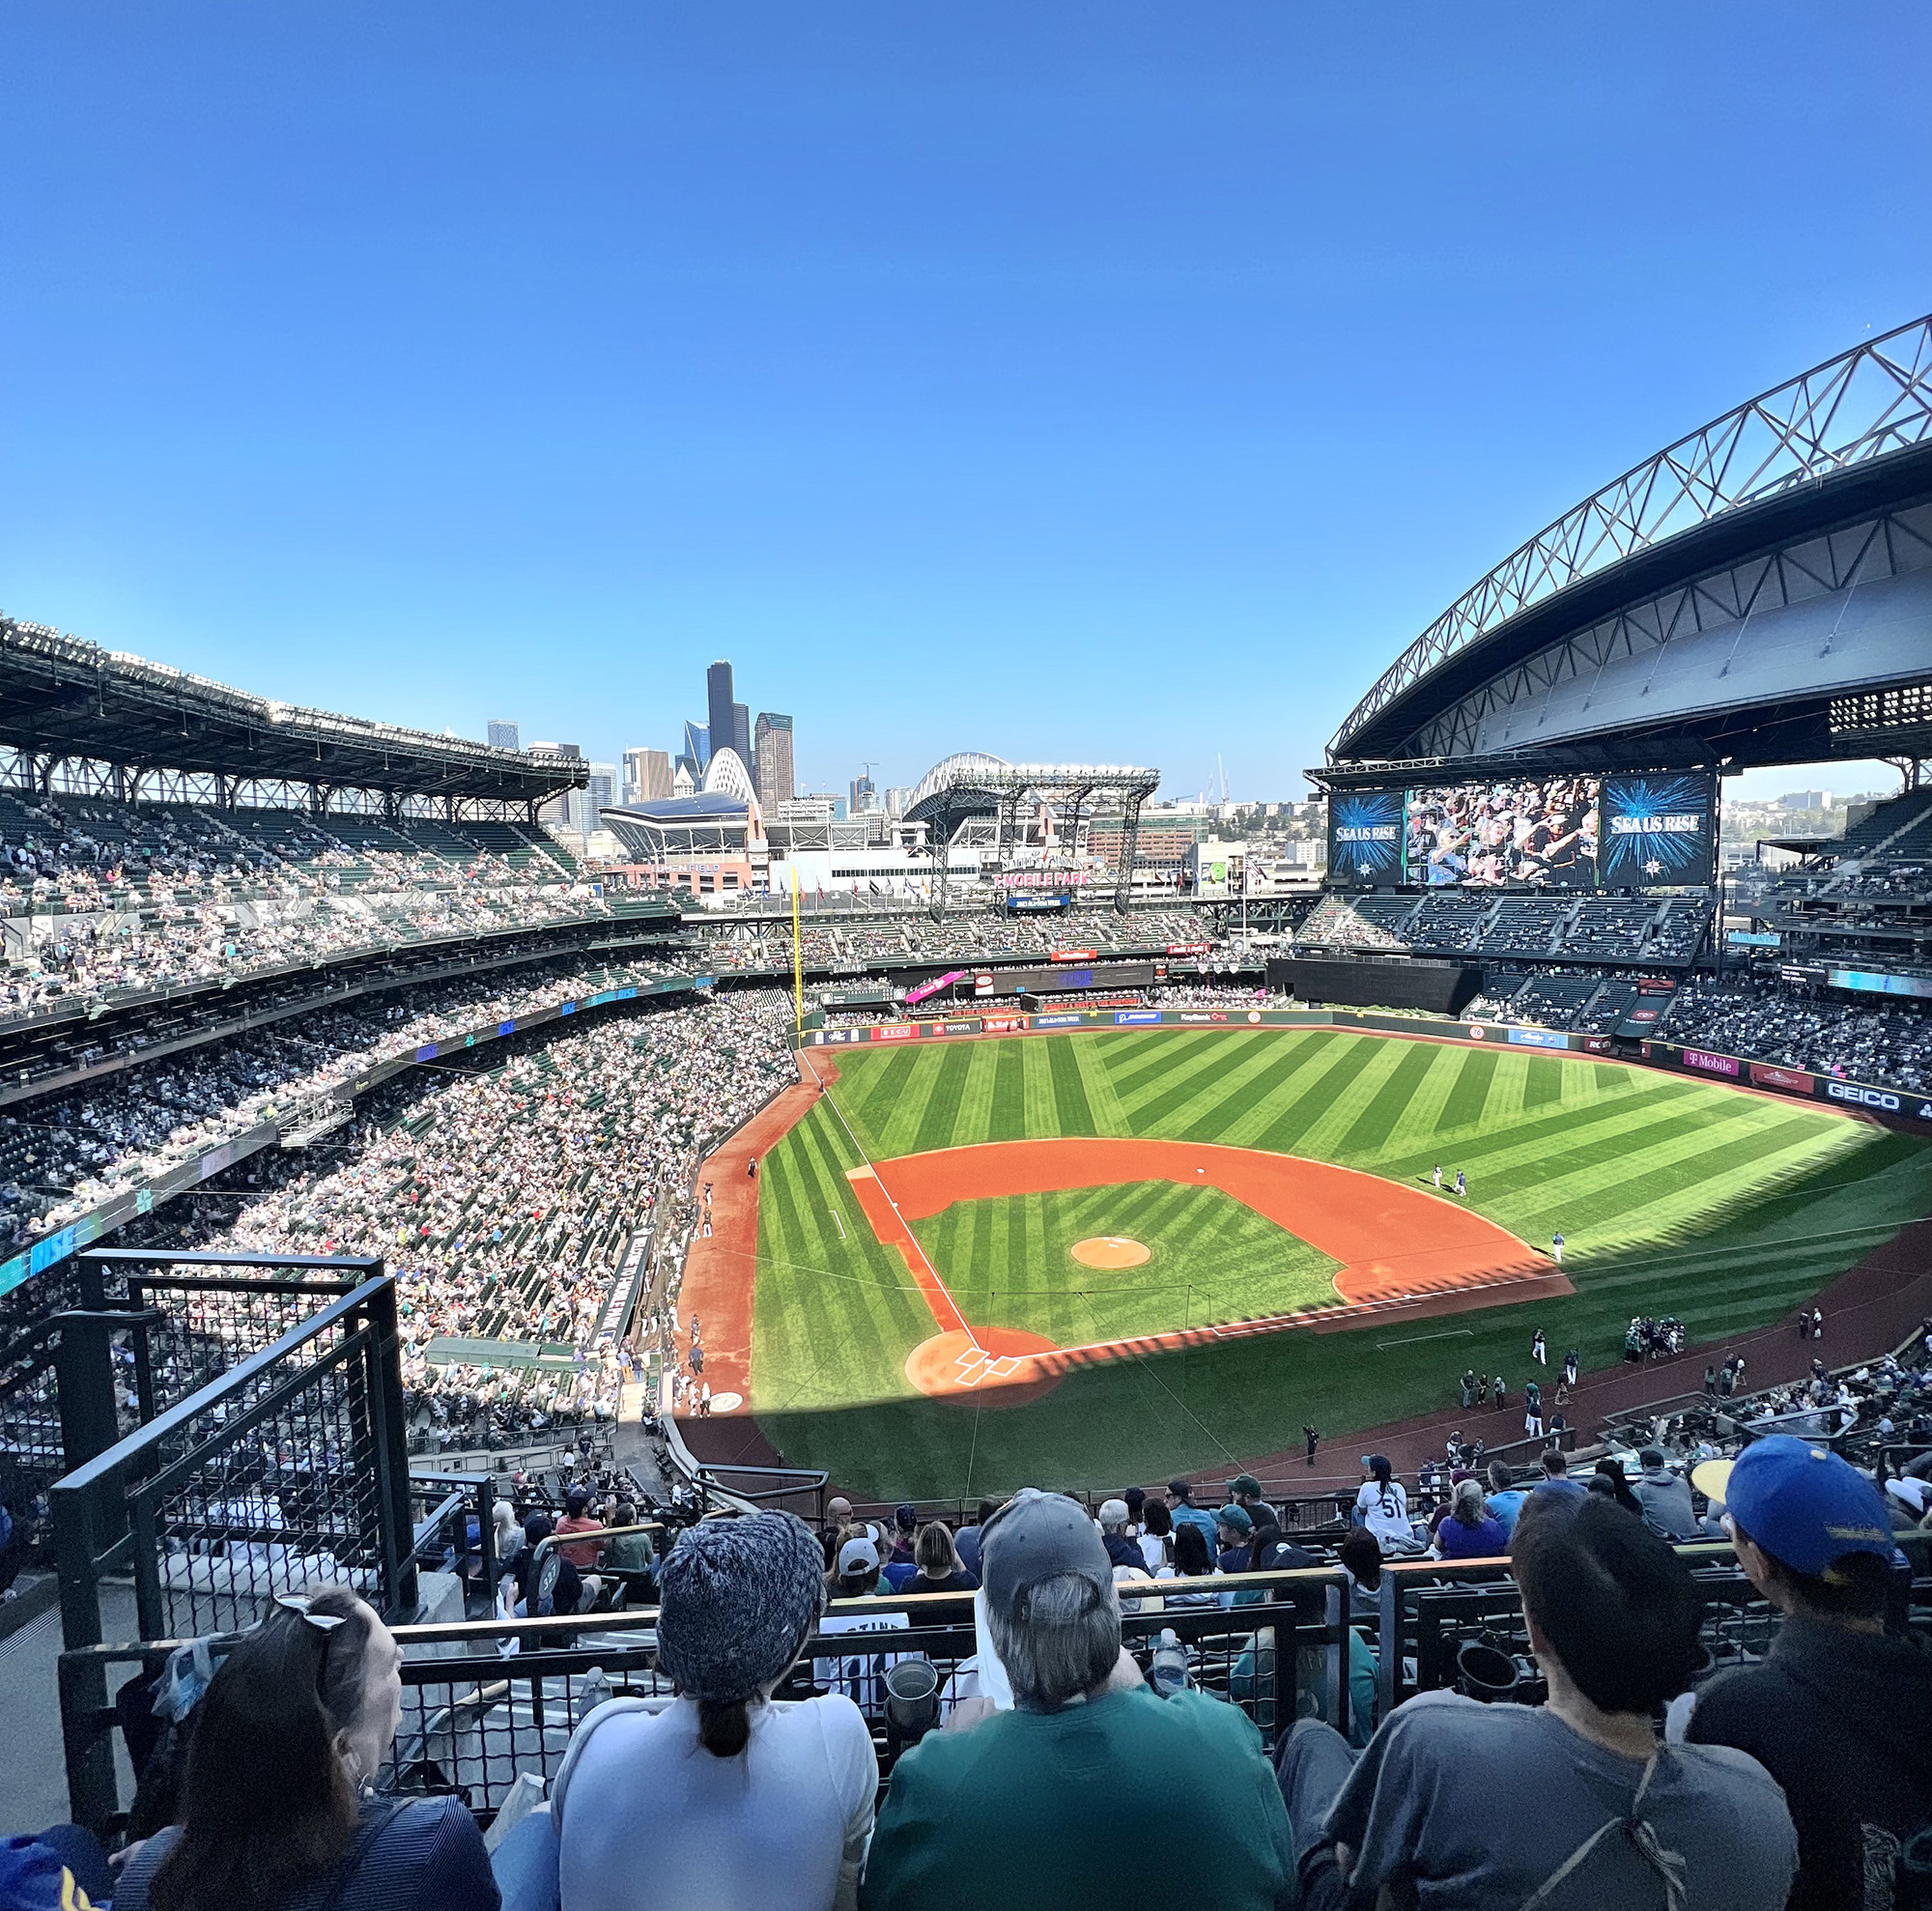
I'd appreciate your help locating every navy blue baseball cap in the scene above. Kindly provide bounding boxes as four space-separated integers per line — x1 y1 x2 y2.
1711 1436 1894 1577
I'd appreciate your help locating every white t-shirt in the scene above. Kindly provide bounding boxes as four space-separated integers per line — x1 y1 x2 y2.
1355 1478 1411 1546
554 1694 878 1911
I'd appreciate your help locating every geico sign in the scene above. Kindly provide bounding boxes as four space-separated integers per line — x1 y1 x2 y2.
1826 1081 1900 1112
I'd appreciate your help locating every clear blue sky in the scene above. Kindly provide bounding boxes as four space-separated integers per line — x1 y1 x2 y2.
2 4 1927 802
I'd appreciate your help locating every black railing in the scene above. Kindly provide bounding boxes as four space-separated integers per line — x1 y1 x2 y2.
1 1250 371 1519
57 1567 1352 1831
50 1258 415 1821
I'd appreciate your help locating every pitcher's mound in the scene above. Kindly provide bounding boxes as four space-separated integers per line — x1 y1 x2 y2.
905 1326 1062 1406
1071 1236 1151 1269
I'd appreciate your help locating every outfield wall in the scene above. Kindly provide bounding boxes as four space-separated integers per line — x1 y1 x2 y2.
796 1008 1932 1128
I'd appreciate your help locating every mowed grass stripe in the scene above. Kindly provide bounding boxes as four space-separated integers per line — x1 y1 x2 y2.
991 1038 1028 1141
1254 1036 1412 1158
1500 1113 1861 1250
753 1105 923 1408
1048 1036 1098 1136
1435 1047 1501 1132
1133 1031 1300 1141
1336 1040 1442 1155
1200 1033 1348 1148
1114 1031 1253 1127
1068 1034 1131 1134
911 1043 973 1155
1373 1077 1693 1178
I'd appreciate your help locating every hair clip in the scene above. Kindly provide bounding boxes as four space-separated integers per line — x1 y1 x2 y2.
274 1592 349 1633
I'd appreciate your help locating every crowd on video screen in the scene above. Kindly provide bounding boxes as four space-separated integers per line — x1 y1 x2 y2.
1405 778 1601 888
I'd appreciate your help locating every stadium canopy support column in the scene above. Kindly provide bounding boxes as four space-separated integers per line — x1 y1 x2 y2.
1115 790 1145 913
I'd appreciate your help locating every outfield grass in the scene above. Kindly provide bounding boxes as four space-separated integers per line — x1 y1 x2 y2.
913 1182 1343 1347
751 1029 1932 1498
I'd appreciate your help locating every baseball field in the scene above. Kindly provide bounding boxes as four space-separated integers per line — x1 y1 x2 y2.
743 1027 1932 1499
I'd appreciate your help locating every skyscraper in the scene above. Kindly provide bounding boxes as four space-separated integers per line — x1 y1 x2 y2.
681 720 710 776
731 701 751 764
579 762 617 832
753 713 794 812
487 720 521 752
622 748 671 804
527 742 581 825
850 772 876 814
706 663 734 771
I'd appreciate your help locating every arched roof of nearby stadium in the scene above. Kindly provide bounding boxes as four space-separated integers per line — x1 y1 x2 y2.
700 746 757 807
1330 313 1932 770
906 751 1010 813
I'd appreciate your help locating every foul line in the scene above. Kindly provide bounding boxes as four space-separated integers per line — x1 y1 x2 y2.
800 1047 983 1353
1376 1327 1476 1349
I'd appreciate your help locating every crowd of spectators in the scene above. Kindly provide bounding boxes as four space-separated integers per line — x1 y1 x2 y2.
1663 976 1932 1092
133 991 794 1447
0 794 609 1019
0 953 697 1254
60 1431 1932 1911
690 905 1221 975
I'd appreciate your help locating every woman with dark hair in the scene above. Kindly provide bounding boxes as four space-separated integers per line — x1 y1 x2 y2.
1590 1458 1644 1518
1338 1527 1383 1618
554 1511 877 1911
1352 1456 1415 1553
114 1586 496 1911
1158 1517 1220 1606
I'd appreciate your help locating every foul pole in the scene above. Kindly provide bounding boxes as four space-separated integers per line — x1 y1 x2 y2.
791 876 804 1033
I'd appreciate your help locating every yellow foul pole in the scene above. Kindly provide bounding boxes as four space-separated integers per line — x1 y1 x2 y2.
791 876 804 1034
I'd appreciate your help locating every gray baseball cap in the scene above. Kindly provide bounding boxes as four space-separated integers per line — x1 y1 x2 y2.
980 1489 1114 1621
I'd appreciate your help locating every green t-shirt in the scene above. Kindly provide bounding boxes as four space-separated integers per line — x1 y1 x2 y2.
862 1683 1295 1911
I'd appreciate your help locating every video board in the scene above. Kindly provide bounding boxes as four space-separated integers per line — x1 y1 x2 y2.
1329 771 1715 891
1405 776 1600 887
1326 788 1405 884
1597 774 1717 887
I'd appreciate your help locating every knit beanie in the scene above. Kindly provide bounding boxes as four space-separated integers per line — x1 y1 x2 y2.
657 1511 826 1703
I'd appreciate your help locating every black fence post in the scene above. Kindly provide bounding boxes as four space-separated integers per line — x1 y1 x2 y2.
50 1473 114 1826
51 1316 124 1479
364 1264 419 1616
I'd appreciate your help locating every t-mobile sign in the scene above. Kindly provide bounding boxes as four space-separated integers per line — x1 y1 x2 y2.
1682 1047 1741 1078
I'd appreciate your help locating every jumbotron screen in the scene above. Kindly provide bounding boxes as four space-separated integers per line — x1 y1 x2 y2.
1327 772 1714 890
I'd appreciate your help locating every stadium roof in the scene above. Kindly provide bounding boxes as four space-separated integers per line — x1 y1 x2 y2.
1329 314 1932 774
609 791 750 823
0 615 585 803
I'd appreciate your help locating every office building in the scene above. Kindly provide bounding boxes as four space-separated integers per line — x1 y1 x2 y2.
487 720 521 752
706 663 735 772
850 772 877 815
578 761 617 832
681 719 710 776
884 786 910 818
753 713 794 813
527 742 582 826
731 701 751 763
623 748 672 805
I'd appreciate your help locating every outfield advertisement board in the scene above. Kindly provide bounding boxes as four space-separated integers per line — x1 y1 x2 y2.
1507 1027 1568 1049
